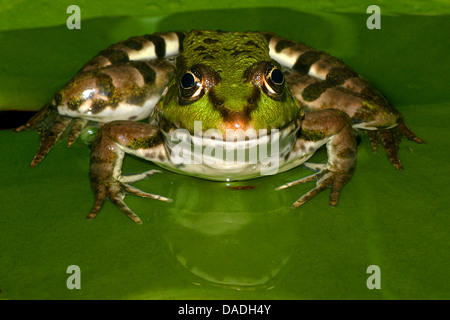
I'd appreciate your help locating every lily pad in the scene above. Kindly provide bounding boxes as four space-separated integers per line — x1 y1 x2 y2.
0 3 449 299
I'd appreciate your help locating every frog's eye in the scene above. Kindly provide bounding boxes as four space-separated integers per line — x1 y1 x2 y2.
264 65 285 95
180 70 203 99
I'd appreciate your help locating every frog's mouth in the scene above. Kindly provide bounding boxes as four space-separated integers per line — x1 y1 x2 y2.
161 119 300 168
163 119 300 149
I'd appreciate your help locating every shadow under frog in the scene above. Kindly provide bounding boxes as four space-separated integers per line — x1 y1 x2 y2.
156 174 303 289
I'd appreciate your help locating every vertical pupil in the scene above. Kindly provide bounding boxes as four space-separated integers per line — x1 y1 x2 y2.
271 69 284 84
181 73 196 88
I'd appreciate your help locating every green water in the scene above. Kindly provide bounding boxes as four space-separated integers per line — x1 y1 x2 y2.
0 7 449 299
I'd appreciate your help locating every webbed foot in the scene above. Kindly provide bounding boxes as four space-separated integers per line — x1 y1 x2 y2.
88 170 172 224
277 164 352 208
366 122 424 170
16 104 90 167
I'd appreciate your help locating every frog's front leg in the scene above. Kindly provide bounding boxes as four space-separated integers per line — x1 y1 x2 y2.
88 121 171 224
278 109 357 207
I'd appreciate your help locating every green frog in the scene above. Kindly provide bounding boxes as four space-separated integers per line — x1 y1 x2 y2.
17 30 423 224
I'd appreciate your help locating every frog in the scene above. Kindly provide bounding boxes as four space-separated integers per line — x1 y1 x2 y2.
17 30 423 224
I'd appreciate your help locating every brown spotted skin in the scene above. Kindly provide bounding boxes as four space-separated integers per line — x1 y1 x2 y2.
264 32 423 169
17 30 423 223
58 59 174 117
17 32 183 168
79 32 186 72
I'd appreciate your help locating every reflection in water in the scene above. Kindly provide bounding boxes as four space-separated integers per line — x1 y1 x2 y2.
161 178 302 289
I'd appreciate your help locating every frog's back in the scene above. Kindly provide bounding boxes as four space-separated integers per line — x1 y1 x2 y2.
180 30 271 73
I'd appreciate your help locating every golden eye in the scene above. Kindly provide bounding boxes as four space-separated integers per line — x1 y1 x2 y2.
264 65 284 95
180 70 203 99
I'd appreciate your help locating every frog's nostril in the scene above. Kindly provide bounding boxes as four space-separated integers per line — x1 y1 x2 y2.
222 112 252 132
223 121 248 131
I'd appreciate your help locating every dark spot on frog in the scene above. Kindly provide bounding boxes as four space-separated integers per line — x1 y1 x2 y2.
175 31 186 51
194 45 206 52
337 147 356 159
143 34 166 58
126 89 148 106
301 128 326 141
209 91 224 107
301 81 334 102
90 99 110 113
96 72 115 98
248 87 261 106
99 48 129 64
203 38 219 44
54 92 63 106
198 51 216 60
123 38 144 51
293 50 322 75
67 97 85 111
127 133 163 150
262 32 274 42
157 153 165 162
275 39 295 52
129 61 157 84
245 40 259 48
231 50 253 58
326 67 357 86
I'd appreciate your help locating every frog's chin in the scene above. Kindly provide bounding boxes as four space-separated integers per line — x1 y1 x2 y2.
158 119 300 180
162 118 300 150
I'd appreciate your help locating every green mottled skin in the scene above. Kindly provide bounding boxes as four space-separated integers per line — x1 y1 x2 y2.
157 31 302 134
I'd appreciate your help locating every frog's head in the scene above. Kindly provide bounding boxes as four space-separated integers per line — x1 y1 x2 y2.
156 30 304 137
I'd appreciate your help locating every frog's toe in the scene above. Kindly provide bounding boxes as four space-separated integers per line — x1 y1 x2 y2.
365 122 423 171
302 162 327 172
67 118 89 146
278 169 352 208
119 169 163 183
122 183 173 202
18 104 91 167
377 129 403 170
366 130 379 151
397 122 424 144
88 179 171 224
276 171 321 191
15 103 54 133
109 195 144 224
30 115 73 167
88 181 144 224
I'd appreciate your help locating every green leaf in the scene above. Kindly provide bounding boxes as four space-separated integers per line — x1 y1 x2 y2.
1 3 449 299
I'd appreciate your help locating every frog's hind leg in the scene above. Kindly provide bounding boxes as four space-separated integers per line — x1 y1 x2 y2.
17 31 184 167
18 58 174 167
16 103 90 167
